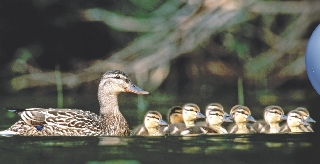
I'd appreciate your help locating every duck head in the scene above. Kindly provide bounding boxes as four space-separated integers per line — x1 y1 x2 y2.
264 105 287 124
287 111 309 128
182 103 205 122
232 106 256 123
167 106 183 124
144 111 168 129
294 107 316 123
98 70 150 96
207 109 233 126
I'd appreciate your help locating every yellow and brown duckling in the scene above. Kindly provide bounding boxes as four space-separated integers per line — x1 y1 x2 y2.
280 110 309 133
192 103 232 134
167 106 183 124
0 70 149 137
253 106 287 133
132 111 168 136
294 107 315 132
164 103 205 136
227 105 257 134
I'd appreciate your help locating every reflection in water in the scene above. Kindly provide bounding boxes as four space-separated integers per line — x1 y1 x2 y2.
98 137 130 146
0 133 317 164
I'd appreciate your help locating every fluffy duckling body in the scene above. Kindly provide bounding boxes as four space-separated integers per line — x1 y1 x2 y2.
227 105 257 134
253 106 287 133
164 103 205 136
1 70 149 137
280 110 309 133
132 111 168 136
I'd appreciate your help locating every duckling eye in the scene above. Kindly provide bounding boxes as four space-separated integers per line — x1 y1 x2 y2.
115 75 120 79
269 111 281 115
291 115 301 119
237 111 248 115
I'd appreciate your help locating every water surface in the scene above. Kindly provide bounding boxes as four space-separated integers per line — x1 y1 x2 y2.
0 133 318 164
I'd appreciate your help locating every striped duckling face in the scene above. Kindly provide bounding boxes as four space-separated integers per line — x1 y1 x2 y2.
182 103 205 121
144 111 168 129
99 70 150 95
205 103 230 118
294 107 316 123
168 106 183 124
264 106 287 124
207 109 233 125
232 106 256 123
287 111 309 128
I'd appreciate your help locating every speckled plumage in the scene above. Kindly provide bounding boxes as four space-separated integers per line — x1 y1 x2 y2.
2 70 149 136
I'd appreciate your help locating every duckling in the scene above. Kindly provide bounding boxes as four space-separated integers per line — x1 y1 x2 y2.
164 103 205 136
253 106 287 133
132 111 168 136
227 105 257 134
167 106 183 124
280 110 309 133
181 108 233 136
294 107 316 132
1 70 150 136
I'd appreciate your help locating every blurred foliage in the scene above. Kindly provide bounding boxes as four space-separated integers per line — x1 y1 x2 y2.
0 0 320 131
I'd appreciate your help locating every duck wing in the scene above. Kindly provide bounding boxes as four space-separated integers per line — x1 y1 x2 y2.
8 108 100 130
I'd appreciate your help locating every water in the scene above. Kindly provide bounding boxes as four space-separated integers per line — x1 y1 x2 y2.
0 133 318 164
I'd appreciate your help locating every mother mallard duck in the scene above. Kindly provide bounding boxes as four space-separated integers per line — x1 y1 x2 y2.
1 70 149 136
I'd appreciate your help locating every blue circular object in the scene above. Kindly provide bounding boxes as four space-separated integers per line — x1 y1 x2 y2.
306 24 320 94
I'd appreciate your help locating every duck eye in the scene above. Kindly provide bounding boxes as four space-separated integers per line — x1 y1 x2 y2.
115 75 120 79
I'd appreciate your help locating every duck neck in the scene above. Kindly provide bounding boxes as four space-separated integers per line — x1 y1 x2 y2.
289 126 303 132
146 127 159 135
184 120 195 128
236 122 249 133
268 122 280 133
98 94 120 115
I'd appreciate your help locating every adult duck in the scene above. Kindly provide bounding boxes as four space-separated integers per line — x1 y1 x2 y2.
1 70 149 136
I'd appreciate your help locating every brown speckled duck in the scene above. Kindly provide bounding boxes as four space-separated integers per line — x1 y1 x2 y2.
227 105 257 134
253 106 287 133
132 111 168 136
0 70 149 136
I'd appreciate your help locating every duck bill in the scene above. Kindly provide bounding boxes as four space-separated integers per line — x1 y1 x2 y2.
246 115 257 122
125 83 150 95
223 116 233 122
224 112 231 117
197 112 206 119
280 114 287 121
158 119 168 126
306 116 316 123
301 119 310 126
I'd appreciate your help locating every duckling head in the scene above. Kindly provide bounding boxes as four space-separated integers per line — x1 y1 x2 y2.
287 111 309 128
233 106 256 123
182 103 205 122
98 70 150 96
144 111 168 129
205 103 230 118
294 107 316 123
264 106 287 124
229 105 242 120
207 109 233 126
167 106 183 124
